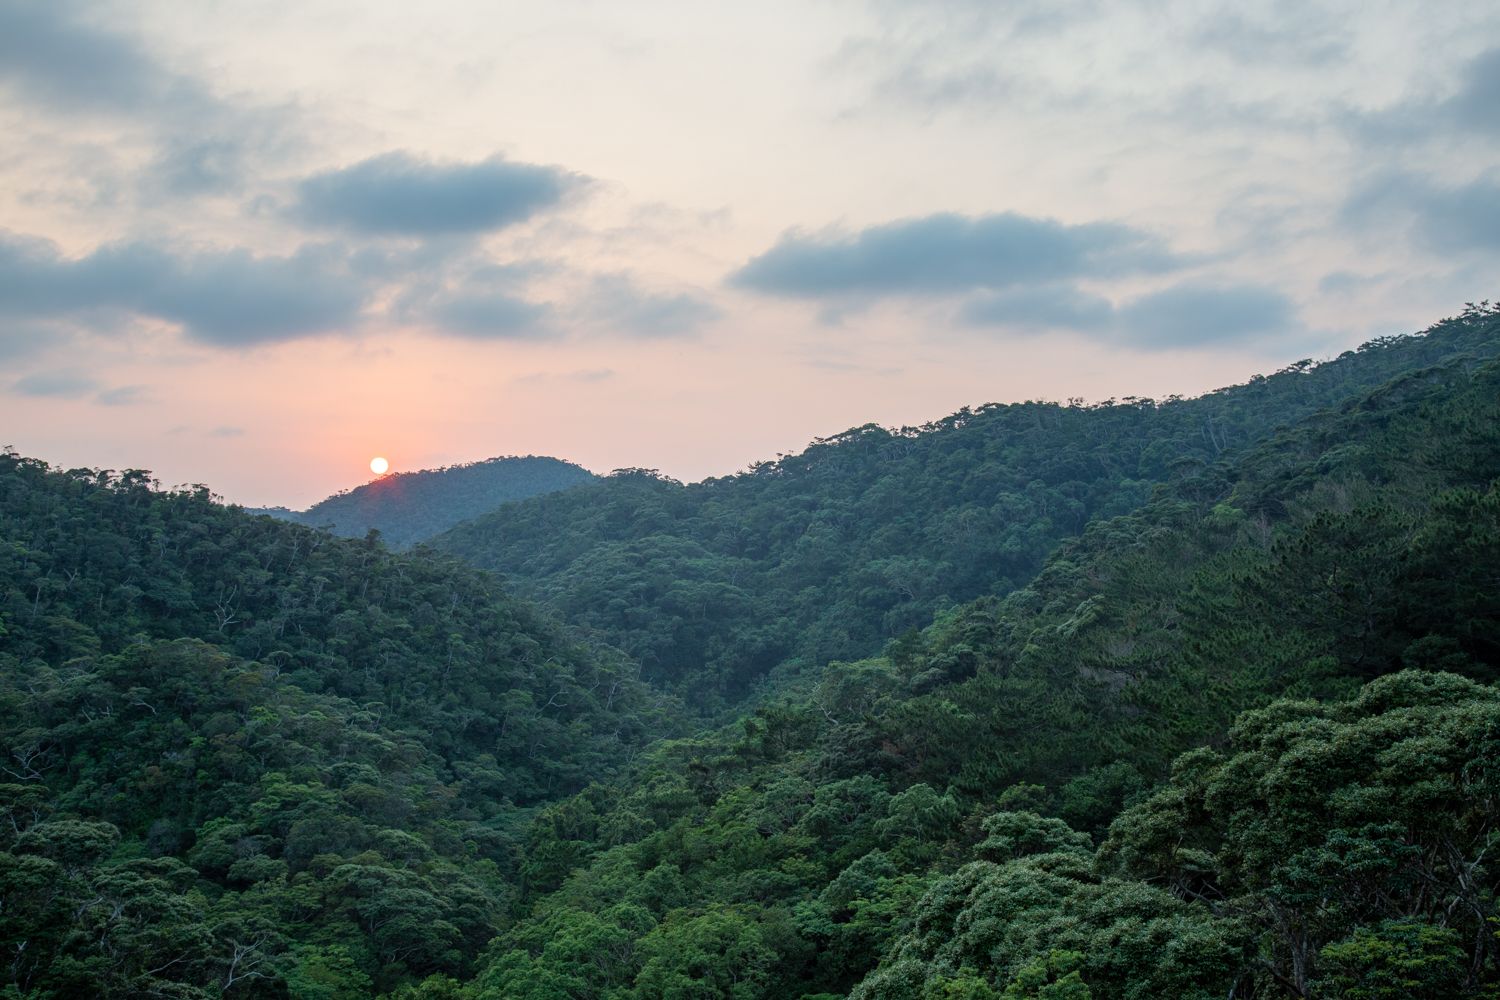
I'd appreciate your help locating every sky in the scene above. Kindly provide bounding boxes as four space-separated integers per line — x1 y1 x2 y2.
2 0 1497 507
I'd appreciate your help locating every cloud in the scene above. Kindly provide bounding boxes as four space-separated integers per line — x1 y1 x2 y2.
423 289 550 339
958 283 1114 330
394 260 551 339
96 384 149 406
581 275 720 337
149 136 256 198
732 212 1290 351
1406 177 1500 252
209 426 244 438
960 280 1298 349
730 212 1178 299
1114 282 1296 348
1342 172 1500 252
842 1 1356 127
1318 271 1386 296
1352 47 1500 143
400 268 715 341
294 152 586 237
0 323 71 360
0 3 204 115
0 231 368 346
0 4 289 199
1446 48 1500 135
841 1 1095 113
1192 10 1350 67
10 370 98 398
867 59 1019 112
144 246 366 346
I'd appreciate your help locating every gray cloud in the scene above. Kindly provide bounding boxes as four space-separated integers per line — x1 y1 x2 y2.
344 240 505 284
393 258 552 339
1115 282 1296 348
0 323 70 360
960 280 1298 349
731 212 1177 298
11 370 98 398
1318 270 1386 296
0 231 368 346
96 384 149 406
402 269 716 341
1192 8 1350 67
144 246 365 346
582 275 720 337
959 283 1114 330
1447 48 1500 135
867 59 1018 112
1353 47 1500 144
1409 178 1500 252
0 3 204 115
866 0 1101 39
846 0 1096 112
294 152 585 237
1342 172 1500 253
846 1 1354 124
149 136 255 198
0 4 290 199
427 292 549 339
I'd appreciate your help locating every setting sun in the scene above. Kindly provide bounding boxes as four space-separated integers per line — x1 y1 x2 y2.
370 456 389 475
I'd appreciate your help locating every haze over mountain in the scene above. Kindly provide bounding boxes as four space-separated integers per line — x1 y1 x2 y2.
254 456 596 549
3 304 1498 997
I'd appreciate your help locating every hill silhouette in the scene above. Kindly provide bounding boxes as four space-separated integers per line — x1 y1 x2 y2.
256 454 595 548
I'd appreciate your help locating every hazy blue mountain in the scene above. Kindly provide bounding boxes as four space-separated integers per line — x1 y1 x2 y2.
255 454 596 548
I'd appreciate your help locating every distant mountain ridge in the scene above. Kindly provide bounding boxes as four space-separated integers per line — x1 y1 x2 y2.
434 306 1500 708
254 454 595 548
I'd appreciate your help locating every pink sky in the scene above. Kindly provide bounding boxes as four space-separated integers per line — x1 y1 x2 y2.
3 2 1497 507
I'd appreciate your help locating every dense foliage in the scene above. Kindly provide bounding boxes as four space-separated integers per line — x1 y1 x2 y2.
853 669 1500 999
0 457 663 994
447 309 1500 999
258 456 595 549
2 304 1498 998
436 307 1500 709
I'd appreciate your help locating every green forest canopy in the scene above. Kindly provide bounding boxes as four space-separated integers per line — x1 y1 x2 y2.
1 302 1498 997
435 305 1500 711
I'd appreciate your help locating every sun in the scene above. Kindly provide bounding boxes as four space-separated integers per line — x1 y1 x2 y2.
370 456 390 475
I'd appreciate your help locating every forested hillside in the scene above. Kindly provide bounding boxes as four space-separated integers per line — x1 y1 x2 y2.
468 308 1500 999
0 456 665 995
1 305 1498 998
436 306 1500 709
258 456 595 549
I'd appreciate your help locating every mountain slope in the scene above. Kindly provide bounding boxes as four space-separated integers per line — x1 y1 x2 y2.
0 452 668 994
470 313 1500 999
4 305 1499 998
436 306 1500 708
258 455 596 548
